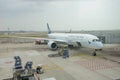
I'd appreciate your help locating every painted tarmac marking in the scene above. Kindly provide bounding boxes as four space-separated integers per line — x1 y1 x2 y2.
39 55 64 71
0 58 14 67
25 50 40 56
75 58 120 71
13 51 63 71
43 63 63 71
5 61 13 64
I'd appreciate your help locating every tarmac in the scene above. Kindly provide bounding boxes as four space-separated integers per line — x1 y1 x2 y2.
0 43 120 80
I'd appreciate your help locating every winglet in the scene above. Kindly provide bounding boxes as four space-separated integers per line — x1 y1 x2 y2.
47 23 52 34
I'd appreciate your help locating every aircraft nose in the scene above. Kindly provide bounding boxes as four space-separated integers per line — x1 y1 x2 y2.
98 42 104 49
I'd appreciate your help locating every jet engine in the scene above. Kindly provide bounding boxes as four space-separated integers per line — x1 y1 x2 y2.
48 41 58 50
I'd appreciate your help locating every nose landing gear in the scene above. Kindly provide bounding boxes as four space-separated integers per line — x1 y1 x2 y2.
92 50 96 56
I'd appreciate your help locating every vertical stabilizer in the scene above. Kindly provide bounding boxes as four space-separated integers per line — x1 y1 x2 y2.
47 23 52 34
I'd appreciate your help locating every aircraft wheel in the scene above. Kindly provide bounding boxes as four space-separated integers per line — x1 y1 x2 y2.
92 51 96 56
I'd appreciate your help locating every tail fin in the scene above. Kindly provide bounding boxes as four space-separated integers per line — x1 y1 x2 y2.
47 23 52 34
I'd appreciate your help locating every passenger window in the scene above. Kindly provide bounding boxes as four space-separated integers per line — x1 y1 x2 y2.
92 40 95 42
96 39 100 41
92 39 100 42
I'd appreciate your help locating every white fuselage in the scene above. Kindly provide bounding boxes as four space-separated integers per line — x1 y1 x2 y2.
48 33 103 50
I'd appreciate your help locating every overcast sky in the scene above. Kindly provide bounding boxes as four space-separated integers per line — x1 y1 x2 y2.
0 0 120 31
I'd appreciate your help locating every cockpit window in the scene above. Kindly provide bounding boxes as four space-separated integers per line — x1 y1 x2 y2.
92 39 100 42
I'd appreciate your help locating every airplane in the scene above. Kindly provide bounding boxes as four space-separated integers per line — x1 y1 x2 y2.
40 23 103 56
12 23 104 56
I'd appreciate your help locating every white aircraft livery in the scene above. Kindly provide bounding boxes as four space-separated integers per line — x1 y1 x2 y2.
12 23 103 56
45 23 103 56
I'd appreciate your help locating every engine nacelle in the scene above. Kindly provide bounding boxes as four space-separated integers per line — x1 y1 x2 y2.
47 41 58 50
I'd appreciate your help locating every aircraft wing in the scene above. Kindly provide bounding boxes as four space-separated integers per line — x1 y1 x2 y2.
10 36 67 43
36 38 67 43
